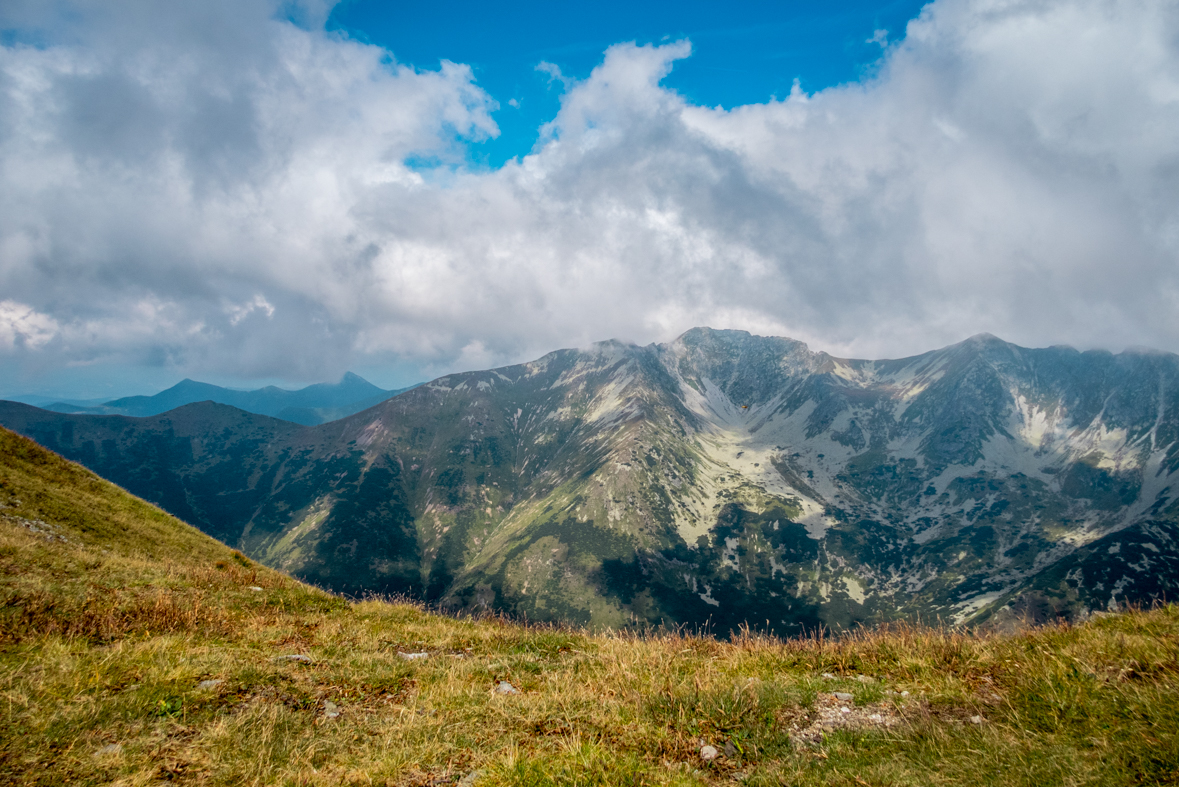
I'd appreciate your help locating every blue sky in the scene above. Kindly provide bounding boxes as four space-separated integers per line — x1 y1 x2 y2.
1 0 1177 400
327 0 928 168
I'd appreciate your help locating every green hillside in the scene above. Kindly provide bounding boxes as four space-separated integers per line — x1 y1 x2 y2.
1 426 1178 785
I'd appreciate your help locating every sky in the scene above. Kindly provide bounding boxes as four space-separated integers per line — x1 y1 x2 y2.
326 0 929 168
1 0 1178 399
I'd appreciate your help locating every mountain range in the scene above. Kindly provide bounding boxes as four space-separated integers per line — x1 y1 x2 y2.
32 372 412 425
2 327 1177 634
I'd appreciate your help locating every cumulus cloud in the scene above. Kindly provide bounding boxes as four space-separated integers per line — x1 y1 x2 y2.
1 0 1177 390
0 301 58 350
226 295 276 326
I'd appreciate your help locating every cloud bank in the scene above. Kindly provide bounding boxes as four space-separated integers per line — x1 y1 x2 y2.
1 0 1178 389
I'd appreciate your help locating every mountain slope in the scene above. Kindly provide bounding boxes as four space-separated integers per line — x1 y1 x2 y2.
4 328 1179 632
0 424 341 644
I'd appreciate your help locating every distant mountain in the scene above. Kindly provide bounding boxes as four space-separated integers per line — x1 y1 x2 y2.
4 328 1179 634
39 372 415 425
5 395 112 409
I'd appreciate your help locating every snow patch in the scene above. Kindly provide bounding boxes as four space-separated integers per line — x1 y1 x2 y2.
952 589 1009 623
796 498 834 540
842 575 866 604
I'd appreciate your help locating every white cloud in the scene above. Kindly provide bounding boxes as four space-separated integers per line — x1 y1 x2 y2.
227 295 276 326
535 61 570 91
0 300 59 350
1 0 1178 390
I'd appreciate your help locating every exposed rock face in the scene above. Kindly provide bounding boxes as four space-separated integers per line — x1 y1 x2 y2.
4 328 1179 633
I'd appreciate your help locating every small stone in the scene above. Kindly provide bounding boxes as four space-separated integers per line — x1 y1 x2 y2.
458 771 483 787
398 651 430 660
247 586 263 591
855 675 876 683
494 681 519 694
274 654 312 663
700 745 719 762
840 706 851 714
94 743 122 757
724 740 736 757
970 715 983 725
900 691 910 697
323 700 340 718
196 679 223 690
833 692 854 702
821 672 837 679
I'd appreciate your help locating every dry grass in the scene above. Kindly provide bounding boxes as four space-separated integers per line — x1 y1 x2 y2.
2 426 1178 786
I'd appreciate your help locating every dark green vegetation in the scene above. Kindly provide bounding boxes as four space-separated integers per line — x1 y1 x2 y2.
4 329 1179 633
39 371 411 425
2 426 1178 786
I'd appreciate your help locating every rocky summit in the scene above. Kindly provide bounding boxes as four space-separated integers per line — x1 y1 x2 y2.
3 328 1178 634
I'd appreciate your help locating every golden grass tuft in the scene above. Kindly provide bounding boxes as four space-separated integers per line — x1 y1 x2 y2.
2 425 1178 785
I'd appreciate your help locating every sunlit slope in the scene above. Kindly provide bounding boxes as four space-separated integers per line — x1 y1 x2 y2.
0 425 340 643
0 423 245 572
2 426 1178 786
4 328 1179 632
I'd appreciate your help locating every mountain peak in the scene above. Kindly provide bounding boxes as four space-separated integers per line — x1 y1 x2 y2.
672 326 810 350
676 326 756 344
949 332 1022 361
171 378 212 390
585 338 639 352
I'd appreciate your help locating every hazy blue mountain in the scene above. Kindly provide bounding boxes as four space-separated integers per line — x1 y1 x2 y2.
6 395 112 410
4 328 1179 634
39 372 414 425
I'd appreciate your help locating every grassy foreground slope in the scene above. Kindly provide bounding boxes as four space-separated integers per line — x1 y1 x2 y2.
1 427 1177 786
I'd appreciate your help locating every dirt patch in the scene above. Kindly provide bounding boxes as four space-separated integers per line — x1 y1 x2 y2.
787 692 906 746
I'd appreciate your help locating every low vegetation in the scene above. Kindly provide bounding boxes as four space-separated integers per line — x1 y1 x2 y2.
1 426 1177 786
